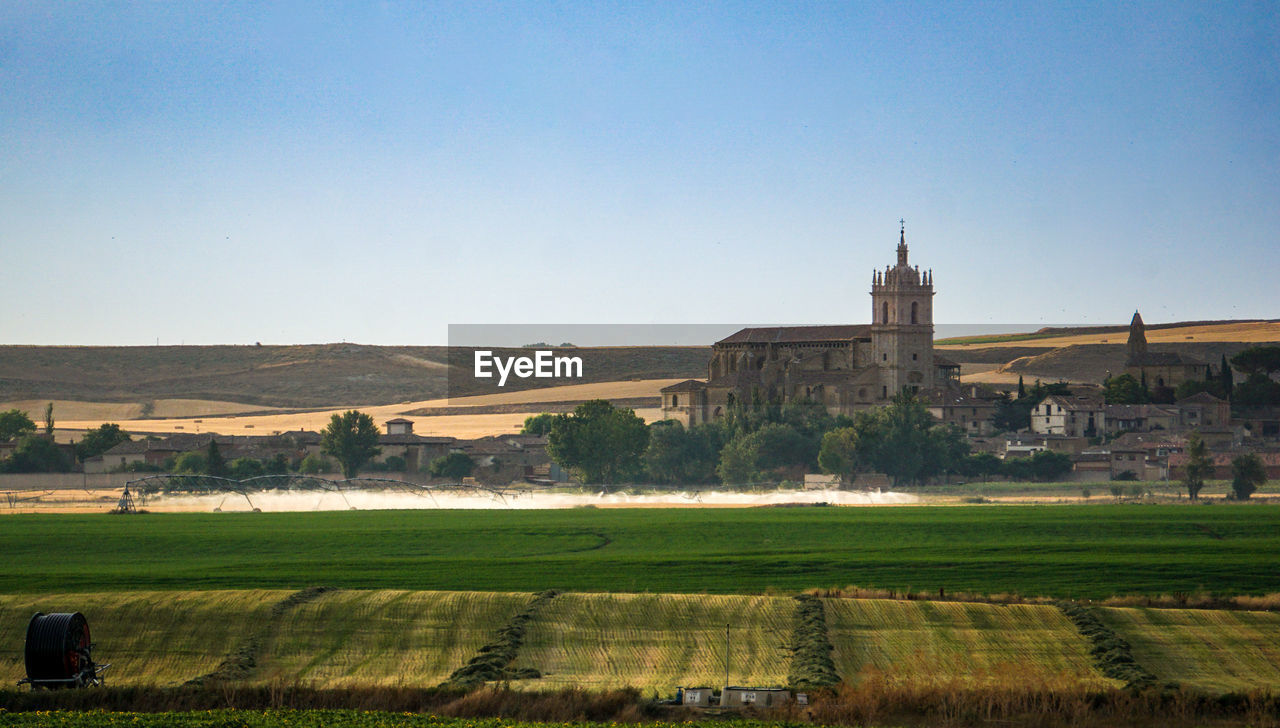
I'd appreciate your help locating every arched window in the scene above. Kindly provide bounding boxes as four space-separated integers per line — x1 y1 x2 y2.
911 301 918 324
881 301 889 323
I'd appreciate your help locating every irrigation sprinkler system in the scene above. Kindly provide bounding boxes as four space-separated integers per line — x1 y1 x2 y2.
118 474 532 511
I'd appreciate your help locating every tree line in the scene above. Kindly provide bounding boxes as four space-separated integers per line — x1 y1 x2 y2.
529 392 1072 487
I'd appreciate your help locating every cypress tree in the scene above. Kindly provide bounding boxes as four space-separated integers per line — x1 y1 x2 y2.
1220 354 1234 402
206 440 227 478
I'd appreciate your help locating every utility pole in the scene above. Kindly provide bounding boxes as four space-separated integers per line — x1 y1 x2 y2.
723 623 730 698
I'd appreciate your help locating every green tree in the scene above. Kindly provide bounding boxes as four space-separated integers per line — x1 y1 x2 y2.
1229 453 1266 500
265 453 290 475
1174 378 1224 401
716 432 763 485
320 410 383 478
206 440 228 478
546 400 649 484
76 423 132 461
1182 433 1212 501
42 402 54 436
872 392 938 486
817 427 861 483
1220 354 1234 403
1233 374 1280 406
298 453 332 474
716 423 816 485
992 394 1031 432
1230 346 1280 378
1029 450 1073 481
228 457 265 479
0 436 71 473
520 413 556 436
1002 457 1034 481
1104 374 1150 404
430 452 475 482
643 421 723 485
960 452 1003 481
0 409 36 442
173 451 207 474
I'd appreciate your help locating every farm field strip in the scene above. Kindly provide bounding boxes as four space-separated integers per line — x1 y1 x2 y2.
4 590 1280 695
0 506 1277 598
823 598 1115 689
1097 606 1280 693
511 593 794 690
0 590 287 687
254 590 532 687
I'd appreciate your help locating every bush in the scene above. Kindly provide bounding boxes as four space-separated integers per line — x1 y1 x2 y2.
0 436 71 473
299 453 333 474
228 457 266 479
1230 453 1266 500
173 451 207 474
430 452 474 481
1114 470 1138 481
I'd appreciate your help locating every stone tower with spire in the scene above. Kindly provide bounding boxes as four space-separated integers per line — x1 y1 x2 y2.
870 223 935 398
1126 310 1148 365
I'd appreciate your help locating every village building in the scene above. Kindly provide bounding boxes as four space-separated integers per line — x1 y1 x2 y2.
449 434 551 483
1104 404 1178 434
1123 311 1209 391
1169 449 1280 480
377 418 455 472
1030 394 1106 438
923 384 1003 436
1174 392 1231 429
660 226 960 426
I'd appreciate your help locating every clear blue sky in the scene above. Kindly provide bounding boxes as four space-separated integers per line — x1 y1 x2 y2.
2 1 1276 345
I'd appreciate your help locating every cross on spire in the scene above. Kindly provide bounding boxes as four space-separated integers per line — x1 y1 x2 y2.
897 219 908 265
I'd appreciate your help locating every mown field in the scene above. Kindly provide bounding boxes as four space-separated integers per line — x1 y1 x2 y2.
0 590 287 686
255 591 532 688
1096 606 1280 693
0 506 1277 598
824 599 1113 689
5 588 1280 698
511 593 793 691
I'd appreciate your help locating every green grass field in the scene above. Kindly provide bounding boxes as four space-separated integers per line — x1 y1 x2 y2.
824 598 1113 689
1097 606 1280 693
0 506 1277 598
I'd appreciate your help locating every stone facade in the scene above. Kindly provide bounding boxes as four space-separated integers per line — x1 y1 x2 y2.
1123 311 1209 390
660 227 960 425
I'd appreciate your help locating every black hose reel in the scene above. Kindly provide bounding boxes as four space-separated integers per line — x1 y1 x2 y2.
19 612 110 688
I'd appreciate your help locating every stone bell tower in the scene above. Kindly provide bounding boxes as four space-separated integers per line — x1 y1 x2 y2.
870 222 935 398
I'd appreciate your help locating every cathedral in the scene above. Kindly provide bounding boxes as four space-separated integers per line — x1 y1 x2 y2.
660 225 960 426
